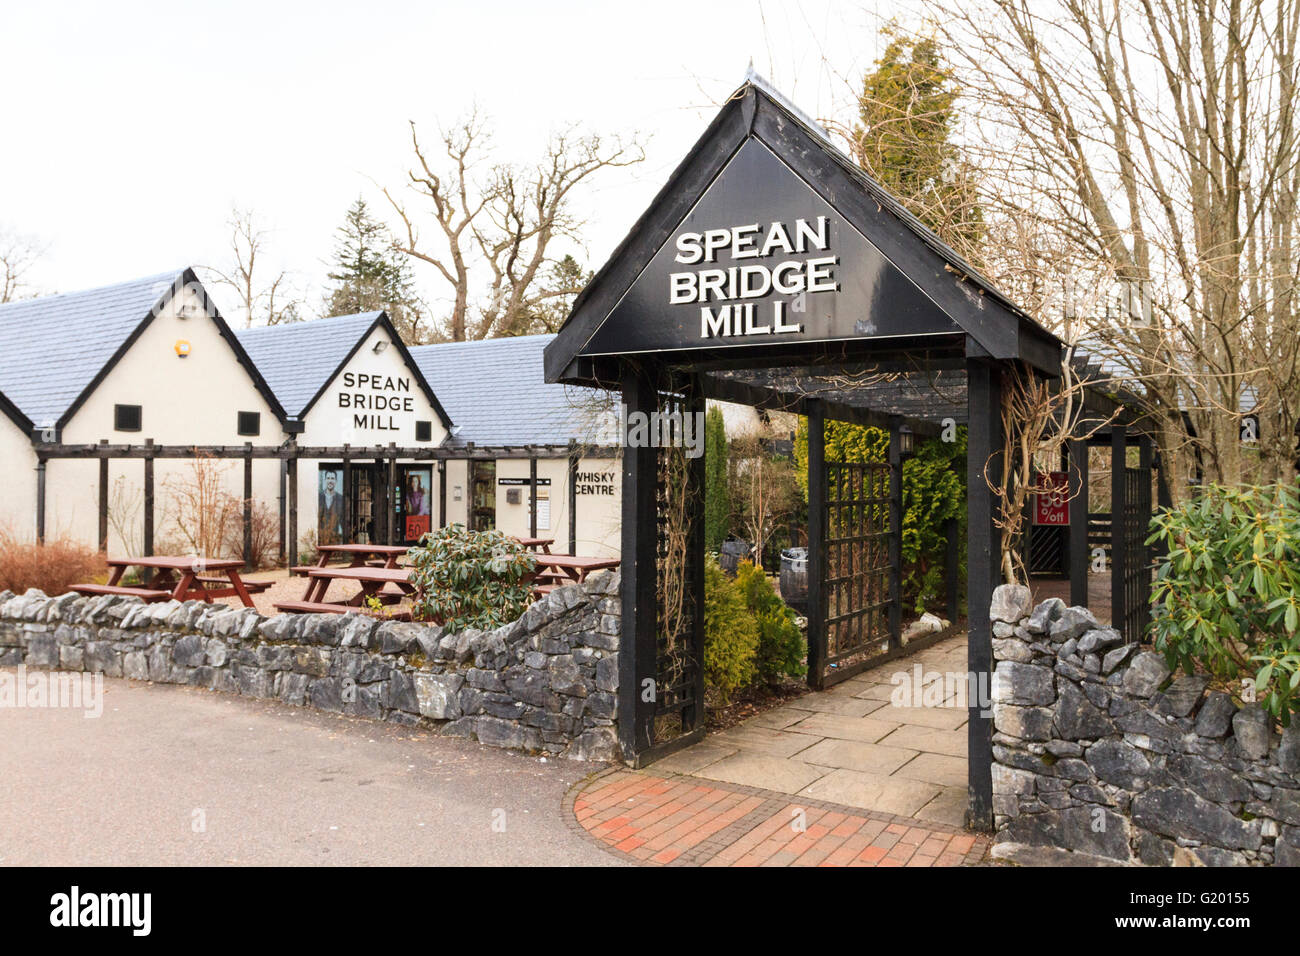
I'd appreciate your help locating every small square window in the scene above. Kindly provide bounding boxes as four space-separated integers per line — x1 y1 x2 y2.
415 420 432 442
237 411 261 436
114 404 142 432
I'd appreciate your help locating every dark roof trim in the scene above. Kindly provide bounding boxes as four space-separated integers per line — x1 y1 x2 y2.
296 312 453 430
0 388 32 435
56 268 289 429
545 81 1063 384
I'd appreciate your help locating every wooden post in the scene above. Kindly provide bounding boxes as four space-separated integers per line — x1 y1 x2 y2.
806 399 827 690
618 369 659 761
1111 425 1127 637
143 438 154 557
386 445 397 545
965 359 1001 832
242 443 253 568
342 449 353 544
529 456 539 538
1068 437 1089 608
287 449 299 567
438 460 447 529
278 457 287 565
887 420 903 650
944 515 959 625
687 381 706 733
35 456 47 545
98 441 109 553
567 440 579 554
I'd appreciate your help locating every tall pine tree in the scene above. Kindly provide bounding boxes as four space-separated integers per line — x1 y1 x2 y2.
704 405 732 553
852 32 983 261
325 198 428 342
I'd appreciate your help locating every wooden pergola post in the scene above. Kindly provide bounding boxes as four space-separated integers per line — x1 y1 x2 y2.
1068 437 1089 608
806 399 827 690
98 440 109 553
242 442 254 569
618 368 658 761
1111 425 1128 633
529 456 538 538
287 447 299 567
35 455 47 545
965 359 1002 832
567 440 579 554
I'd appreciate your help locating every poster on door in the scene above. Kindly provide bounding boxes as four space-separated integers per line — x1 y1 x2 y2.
403 468 432 541
1032 471 1069 525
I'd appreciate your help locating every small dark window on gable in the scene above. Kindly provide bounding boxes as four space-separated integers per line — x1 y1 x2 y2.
114 404 142 432
415 420 432 442
237 411 261 437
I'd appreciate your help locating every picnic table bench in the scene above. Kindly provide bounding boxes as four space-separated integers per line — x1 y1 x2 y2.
289 543 410 577
72 555 263 608
276 566 417 616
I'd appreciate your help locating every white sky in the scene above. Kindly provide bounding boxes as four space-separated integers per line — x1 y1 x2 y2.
0 0 901 318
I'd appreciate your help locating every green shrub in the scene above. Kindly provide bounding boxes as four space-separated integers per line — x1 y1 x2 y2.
735 560 806 683
1147 482 1300 723
703 555 759 704
794 419 965 613
407 524 537 632
704 405 731 553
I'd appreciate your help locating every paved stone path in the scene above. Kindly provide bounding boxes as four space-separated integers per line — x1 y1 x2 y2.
642 631 973 826
571 768 988 866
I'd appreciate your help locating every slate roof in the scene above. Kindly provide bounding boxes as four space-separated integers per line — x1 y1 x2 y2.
410 335 614 448
235 312 384 420
0 270 184 427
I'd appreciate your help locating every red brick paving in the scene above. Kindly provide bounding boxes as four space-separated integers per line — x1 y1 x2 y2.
570 769 989 867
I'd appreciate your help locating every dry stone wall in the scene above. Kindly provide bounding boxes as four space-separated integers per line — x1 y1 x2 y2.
989 584 1300 867
0 572 621 762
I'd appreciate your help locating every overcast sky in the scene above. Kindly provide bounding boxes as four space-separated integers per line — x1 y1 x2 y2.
1 0 901 318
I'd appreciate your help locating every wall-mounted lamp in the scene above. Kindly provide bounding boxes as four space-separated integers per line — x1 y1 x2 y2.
898 425 915 458
373 340 389 354
174 339 192 358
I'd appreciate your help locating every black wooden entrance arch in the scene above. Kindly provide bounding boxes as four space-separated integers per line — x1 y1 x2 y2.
544 71 1144 830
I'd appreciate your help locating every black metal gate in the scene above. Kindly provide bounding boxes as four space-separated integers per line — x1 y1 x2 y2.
1116 465 1153 643
815 460 901 686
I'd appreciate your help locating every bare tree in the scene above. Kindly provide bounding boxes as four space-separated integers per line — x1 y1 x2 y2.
0 228 44 303
204 207 301 327
384 113 644 340
925 0 1300 495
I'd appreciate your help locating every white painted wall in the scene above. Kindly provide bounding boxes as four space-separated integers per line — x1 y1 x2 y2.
44 282 283 555
0 414 37 542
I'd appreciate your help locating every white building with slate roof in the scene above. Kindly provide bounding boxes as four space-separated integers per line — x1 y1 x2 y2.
0 269 285 552
0 268 623 560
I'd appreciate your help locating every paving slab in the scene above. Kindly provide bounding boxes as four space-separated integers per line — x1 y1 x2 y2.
914 786 969 828
693 751 829 794
876 724 967 758
798 768 942 817
647 742 737 775
784 694 883 717
790 737 917 774
709 725 819 758
893 752 967 787
873 702 968 730
746 707 809 730
785 712 900 743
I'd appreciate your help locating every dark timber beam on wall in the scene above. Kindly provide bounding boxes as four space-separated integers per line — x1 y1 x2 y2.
1068 437 1089 608
242 443 253 569
342 450 353 545
387 447 398 545
806 399 827 690
143 439 155 557
438 460 447 529
287 449 299 567
1111 425 1128 633
98 441 109 553
619 369 659 763
568 441 579 555
278 458 287 565
965 359 1001 832
529 457 538 538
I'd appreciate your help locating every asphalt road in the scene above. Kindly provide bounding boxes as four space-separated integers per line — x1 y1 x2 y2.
0 674 622 866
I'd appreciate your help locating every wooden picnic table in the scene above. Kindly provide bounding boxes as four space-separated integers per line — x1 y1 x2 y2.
302 543 410 569
512 536 554 553
531 553 620 585
72 555 261 608
294 566 416 607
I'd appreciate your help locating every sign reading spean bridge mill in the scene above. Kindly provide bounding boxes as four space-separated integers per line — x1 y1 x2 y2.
581 138 957 356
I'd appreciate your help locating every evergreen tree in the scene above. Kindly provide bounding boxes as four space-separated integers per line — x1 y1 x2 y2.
703 405 732 553
853 31 983 259
325 198 428 342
